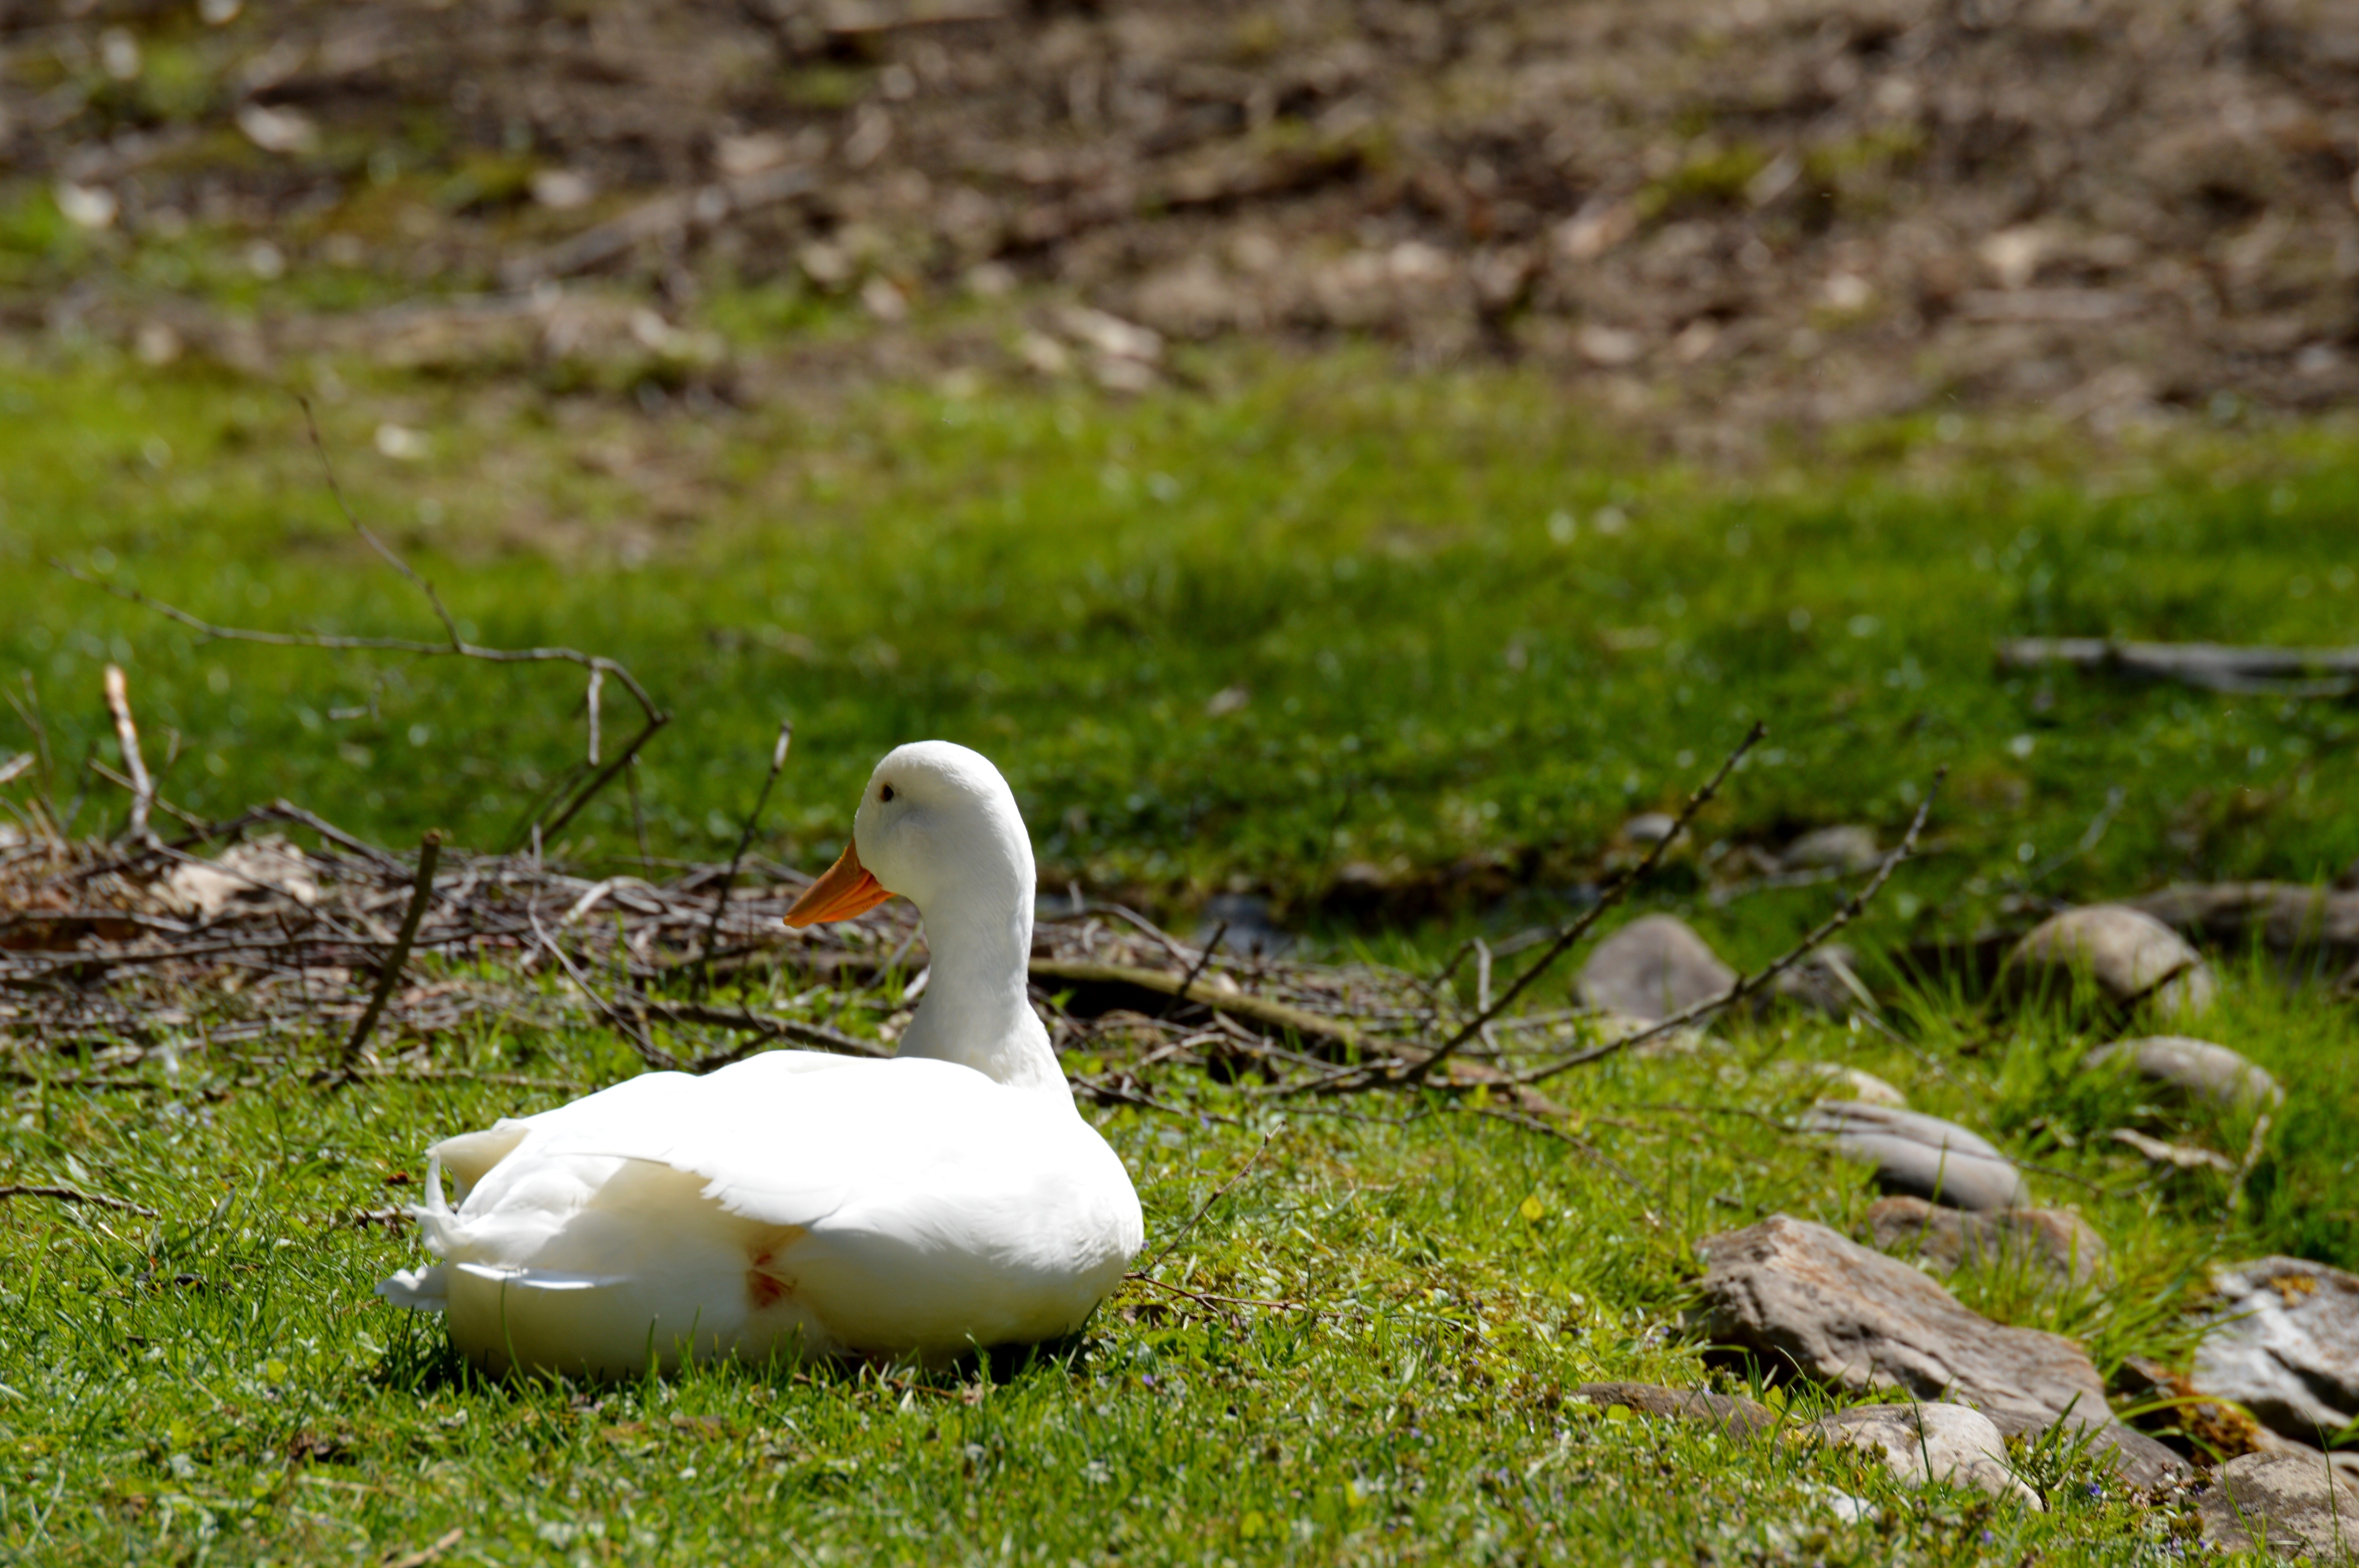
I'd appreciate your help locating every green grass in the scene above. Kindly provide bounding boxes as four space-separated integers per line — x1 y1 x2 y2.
12 953 2350 1563
4 327 2357 1561
3 336 2357 953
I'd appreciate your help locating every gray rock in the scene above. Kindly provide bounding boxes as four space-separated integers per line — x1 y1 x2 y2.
1694 1214 2112 1432
1571 1381 1776 1439
2198 1451 2359 1558
1783 825 1883 874
2001 905 2216 1020
1865 1196 2110 1289
1577 914 1735 1023
1809 1403 2037 1504
2081 1036 2282 1110
1981 1408 2192 1490
2192 1257 2359 1446
1800 1101 2030 1211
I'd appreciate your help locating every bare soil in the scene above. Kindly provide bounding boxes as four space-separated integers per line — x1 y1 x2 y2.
7 0 2359 440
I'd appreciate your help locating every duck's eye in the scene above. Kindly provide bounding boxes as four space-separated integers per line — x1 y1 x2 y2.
880 784 896 803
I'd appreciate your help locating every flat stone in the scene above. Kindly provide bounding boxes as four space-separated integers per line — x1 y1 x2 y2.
1571 1381 1776 1438
2192 1257 2359 1446
1981 1407 2192 1490
2199 1451 2359 1557
1577 914 1735 1023
1865 1196 2110 1289
2081 1036 2281 1109
1783 825 1883 874
1809 1403 2037 1504
1695 1215 2111 1431
1799 1101 2030 1210
2001 905 2216 1021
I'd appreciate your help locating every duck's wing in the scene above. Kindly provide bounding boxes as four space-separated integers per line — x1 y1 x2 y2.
521 1054 1078 1229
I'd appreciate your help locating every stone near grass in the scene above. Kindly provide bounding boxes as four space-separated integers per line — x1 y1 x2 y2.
1799 1101 2030 1210
2191 1257 2359 1446
1978 1408 2191 1490
2080 1036 2281 1110
1694 1214 2111 1432
1571 1381 1776 1439
1782 825 1883 874
2198 1451 2359 1558
1864 1196 2110 1290
1577 914 1735 1023
1808 1403 2037 1504
2000 905 2216 1020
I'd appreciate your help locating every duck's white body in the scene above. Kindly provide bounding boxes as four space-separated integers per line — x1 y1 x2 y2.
378 742 1143 1376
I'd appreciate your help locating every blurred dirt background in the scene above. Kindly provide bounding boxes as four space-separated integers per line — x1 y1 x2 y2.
5 0 2359 447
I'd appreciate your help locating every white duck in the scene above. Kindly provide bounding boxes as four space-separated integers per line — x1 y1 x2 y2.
377 741 1143 1377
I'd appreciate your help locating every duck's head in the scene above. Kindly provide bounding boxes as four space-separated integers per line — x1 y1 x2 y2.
783 740 1034 929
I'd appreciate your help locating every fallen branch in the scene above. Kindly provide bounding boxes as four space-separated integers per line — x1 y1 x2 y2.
1029 958 1364 1050
1998 638 2359 697
336 829 443 1074
0 1182 158 1217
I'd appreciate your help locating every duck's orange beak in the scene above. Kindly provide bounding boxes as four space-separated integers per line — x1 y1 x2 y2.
783 838 893 927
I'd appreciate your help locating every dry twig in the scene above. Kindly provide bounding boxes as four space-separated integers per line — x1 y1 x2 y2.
1398 722 1764 1086
337 830 443 1075
0 1182 158 1217
1512 768 1945 1086
100 664 158 849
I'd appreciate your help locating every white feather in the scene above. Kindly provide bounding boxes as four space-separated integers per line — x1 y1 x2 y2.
378 743 1145 1378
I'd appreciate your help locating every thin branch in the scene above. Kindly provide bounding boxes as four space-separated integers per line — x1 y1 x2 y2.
526 905 678 1071
1156 920 1227 1021
1470 1102 1663 1227
1135 1121 1282 1278
585 668 605 766
692 720 792 993
101 664 159 848
1122 1273 1311 1314
58 412 669 848
1401 722 1764 1085
0 1183 158 1217
337 830 443 1074
65 560 667 737
1513 769 1945 1087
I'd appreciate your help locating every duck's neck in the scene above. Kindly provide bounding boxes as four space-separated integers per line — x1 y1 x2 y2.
894 879 1067 1097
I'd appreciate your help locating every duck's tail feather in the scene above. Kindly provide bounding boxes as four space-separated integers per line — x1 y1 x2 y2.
377 1147 469 1311
376 1264 448 1311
